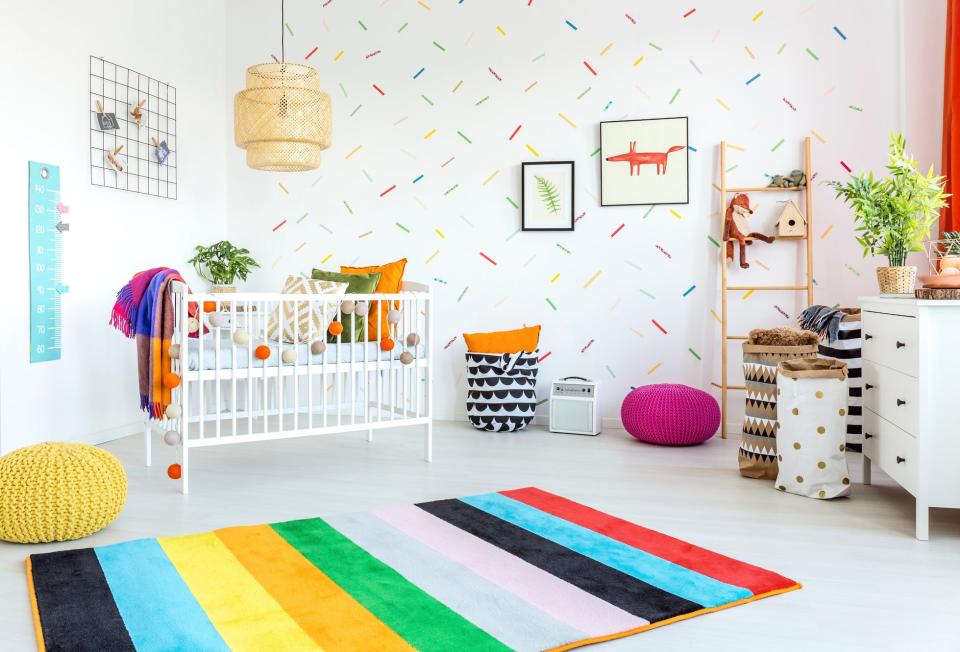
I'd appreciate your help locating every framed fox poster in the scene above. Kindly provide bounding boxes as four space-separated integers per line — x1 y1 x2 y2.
521 161 575 231
600 117 689 206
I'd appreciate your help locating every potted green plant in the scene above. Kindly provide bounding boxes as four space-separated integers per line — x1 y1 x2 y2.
187 241 260 293
827 133 949 294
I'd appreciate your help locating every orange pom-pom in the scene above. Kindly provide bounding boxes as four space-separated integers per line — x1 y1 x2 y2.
380 337 395 351
163 372 181 389
167 463 182 480
328 321 344 336
203 300 217 312
255 345 271 360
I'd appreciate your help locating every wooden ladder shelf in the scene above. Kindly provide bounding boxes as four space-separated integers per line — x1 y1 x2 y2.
718 137 814 438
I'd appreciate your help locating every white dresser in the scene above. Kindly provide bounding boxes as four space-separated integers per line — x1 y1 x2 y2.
859 296 960 540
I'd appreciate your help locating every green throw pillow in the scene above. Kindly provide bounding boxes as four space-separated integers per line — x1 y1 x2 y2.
311 269 381 342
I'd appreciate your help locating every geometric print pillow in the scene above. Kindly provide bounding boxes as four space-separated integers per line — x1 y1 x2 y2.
466 350 538 432
267 275 348 344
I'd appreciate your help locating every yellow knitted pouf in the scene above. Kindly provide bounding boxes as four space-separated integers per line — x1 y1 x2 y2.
0 442 127 543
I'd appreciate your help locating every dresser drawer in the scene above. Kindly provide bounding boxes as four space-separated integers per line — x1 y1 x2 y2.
861 310 918 376
863 410 918 496
862 360 918 435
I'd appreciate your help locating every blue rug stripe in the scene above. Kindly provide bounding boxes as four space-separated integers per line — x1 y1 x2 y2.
96 538 230 652
459 493 751 608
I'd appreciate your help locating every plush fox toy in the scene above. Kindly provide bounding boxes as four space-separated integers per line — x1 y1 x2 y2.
724 193 775 269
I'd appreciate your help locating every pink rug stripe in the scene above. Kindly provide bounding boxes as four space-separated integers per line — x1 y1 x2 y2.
374 504 648 637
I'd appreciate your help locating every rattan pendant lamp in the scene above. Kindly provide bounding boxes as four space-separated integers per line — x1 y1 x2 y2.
234 0 332 171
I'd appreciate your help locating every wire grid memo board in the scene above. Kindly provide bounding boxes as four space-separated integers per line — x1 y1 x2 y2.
89 56 177 199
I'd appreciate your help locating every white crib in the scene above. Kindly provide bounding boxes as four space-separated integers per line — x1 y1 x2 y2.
145 281 433 493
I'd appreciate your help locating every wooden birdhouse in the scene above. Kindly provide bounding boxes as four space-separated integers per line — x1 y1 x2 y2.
776 200 806 237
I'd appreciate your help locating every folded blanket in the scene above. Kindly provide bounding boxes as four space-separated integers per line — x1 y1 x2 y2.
797 305 850 343
111 268 186 418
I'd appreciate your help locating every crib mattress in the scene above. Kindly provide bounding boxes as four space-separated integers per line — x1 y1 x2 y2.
186 338 425 371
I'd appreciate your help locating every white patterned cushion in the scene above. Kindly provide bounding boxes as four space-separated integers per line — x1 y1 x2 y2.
267 276 348 343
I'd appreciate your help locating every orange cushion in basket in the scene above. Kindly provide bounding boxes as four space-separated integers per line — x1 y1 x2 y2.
463 325 541 354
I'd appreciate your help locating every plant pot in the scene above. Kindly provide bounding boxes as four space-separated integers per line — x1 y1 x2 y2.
875 266 917 294
212 285 236 294
939 254 960 273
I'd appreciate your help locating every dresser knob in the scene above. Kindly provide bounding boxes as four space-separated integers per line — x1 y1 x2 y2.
896 341 906 349
896 456 906 464
864 334 873 340
896 398 906 406
865 383 874 390
864 433 873 439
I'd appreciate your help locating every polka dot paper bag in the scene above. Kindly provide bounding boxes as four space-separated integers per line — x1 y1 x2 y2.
775 359 851 499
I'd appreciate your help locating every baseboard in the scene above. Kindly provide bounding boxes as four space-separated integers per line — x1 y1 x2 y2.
601 416 625 431
89 421 144 446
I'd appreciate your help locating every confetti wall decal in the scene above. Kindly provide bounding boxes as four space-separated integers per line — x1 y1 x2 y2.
226 0 910 423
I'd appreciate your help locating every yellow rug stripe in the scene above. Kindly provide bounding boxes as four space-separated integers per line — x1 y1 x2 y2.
217 525 414 652
158 532 318 651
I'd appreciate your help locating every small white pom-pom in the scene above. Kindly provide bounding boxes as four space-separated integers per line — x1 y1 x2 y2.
163 430 182 446
168 344 181 359
233 328 250 345
354 301 369 317
165 404 182 419
209 312 225 327
310 340 327 355
387 309 402 324
400 351 414 365
281 349 297 364
406 332 421 347
340 300 355 315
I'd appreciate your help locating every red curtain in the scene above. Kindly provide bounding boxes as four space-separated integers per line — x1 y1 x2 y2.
943 0 960 232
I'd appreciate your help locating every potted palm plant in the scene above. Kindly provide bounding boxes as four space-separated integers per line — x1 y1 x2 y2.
827 133 948 294
187 241 260 293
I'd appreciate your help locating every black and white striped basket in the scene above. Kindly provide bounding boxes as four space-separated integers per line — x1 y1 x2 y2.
465 350 539 432
816 311 863 446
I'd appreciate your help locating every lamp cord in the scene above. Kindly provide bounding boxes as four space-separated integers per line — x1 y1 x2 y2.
280 0 285 63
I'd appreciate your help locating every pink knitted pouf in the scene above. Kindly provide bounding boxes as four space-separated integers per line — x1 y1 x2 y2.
620 384 720 446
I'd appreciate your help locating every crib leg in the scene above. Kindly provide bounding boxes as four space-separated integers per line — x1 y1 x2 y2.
181 444 189 495
424 422 433 462
367 428 374 443
144 422 152 467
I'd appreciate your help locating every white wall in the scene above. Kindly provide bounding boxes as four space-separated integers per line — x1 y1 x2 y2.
225 0 947 425
0 0 228 453
0 0 946 452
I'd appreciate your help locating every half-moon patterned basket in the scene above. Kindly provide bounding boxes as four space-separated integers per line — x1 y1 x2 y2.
465 350 539 432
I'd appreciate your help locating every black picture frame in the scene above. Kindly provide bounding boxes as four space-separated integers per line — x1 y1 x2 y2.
521 161 575 231
599 117 689 207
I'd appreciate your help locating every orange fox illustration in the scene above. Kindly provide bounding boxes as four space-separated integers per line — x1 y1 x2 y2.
605 142 685 176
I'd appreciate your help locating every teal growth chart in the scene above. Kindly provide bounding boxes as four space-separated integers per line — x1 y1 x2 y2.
28 161 67 362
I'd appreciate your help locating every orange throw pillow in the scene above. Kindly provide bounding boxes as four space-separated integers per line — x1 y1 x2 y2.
341 258 407 341
463 325 541 353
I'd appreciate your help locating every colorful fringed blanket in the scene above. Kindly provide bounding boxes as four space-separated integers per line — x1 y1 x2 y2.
110 267 185 418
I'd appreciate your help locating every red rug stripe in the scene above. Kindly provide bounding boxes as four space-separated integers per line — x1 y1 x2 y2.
500 487 795 596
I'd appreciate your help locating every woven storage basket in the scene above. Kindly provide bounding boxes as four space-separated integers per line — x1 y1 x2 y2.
875 266 917 294
739 340 819 479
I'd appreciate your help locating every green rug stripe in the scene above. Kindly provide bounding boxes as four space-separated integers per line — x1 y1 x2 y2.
271 518 511 652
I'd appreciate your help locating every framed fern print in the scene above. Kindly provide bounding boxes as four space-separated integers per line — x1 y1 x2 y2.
521 161 574 231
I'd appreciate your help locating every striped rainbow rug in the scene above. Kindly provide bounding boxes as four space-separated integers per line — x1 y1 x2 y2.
27 487 800 651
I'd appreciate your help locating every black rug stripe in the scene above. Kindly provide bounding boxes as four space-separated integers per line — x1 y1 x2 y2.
416 498 703 623
30 549 135 652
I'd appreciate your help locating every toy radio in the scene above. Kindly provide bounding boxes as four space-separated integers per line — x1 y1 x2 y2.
549 377 600 436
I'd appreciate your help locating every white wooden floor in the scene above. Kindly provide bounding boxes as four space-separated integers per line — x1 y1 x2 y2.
2 421 958 651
